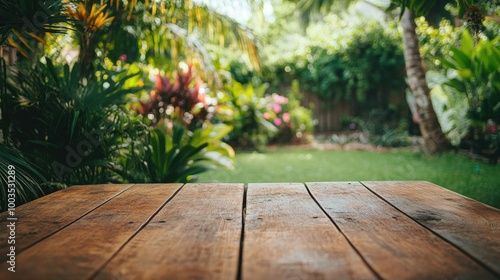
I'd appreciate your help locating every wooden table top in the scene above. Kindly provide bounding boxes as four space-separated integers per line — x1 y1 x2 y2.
1 181 499 279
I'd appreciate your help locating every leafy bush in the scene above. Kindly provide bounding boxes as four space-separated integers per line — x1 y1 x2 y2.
261 17 405 107
438 30 500 123
418 16 500 153
134 63 216 130
217 81 278 150
416 18 463 71
129 63 235 181
355 109 411 147
266 81 315 144
432 30 500 153
118 124 234 183
2 58 141 185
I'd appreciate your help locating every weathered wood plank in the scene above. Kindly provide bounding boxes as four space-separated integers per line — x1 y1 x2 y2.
93 183 244 280
308 181 497 279
0 184 181 280
0 184 132 260
362 181 500 276
242 183 376 280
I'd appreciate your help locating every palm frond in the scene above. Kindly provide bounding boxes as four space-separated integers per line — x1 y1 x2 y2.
0 0 79 57
0 143 47 211
167 23 222 86
185 3 261 70
99 0 261 70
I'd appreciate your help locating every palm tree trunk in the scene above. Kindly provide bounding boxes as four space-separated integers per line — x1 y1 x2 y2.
402 9 448 153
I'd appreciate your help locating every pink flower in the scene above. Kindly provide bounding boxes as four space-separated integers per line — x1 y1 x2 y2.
274 118 282 126
273 104 282 114
263 112 271 120
272 93 288 104
282 112 290 123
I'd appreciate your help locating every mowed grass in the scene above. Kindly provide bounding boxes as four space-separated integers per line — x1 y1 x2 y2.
199 148 500 208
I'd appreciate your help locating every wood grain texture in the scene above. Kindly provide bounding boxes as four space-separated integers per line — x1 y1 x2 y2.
94 183 244 280
307 181 497 279
242 183 376 280
0 184 132 260
0 184 181 280
362 181 500 276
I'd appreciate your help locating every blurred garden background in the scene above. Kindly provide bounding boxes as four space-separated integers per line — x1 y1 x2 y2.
0 0 499 209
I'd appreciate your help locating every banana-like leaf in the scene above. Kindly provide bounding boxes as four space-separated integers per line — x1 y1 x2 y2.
143 124 235 183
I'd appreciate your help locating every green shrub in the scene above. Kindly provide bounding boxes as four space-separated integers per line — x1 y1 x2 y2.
127 63 236 182
261 18 405 106
416 17 463 71
133 62 217 130
2 58 141 185
117 124 234 183
355 109 411 147
217 81 278 150
439 30 500 123
216 80 314 149
267 80 315 144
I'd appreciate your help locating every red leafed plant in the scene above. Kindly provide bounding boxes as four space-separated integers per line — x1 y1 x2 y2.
136 63 215 128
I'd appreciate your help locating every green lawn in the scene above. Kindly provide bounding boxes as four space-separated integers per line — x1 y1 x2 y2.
199 148 500 209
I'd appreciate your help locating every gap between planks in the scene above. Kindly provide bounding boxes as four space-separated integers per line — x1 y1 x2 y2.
242 183 376 279
236 184 248 280
306 181 497 279
304 182 382 280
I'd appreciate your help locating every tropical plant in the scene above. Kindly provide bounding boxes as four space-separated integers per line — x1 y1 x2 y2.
428 30 500 153
3 58 141 185
66 1 116 77
39 0 262 83
438 30 500 123
125 61 236 182
118 123 234 183
416 18 463 71
218 81 278 150
134 62 216 129
430 84 471 147
0 144 48 211
0 0 77 58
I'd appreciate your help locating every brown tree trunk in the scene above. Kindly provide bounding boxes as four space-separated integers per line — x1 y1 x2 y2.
402 9 448 153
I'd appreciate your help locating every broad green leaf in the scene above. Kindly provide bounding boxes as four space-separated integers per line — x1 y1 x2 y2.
449 47 472 69
202 151 234 169
456 69 472 79
460 30 473 57
255 110 279 133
